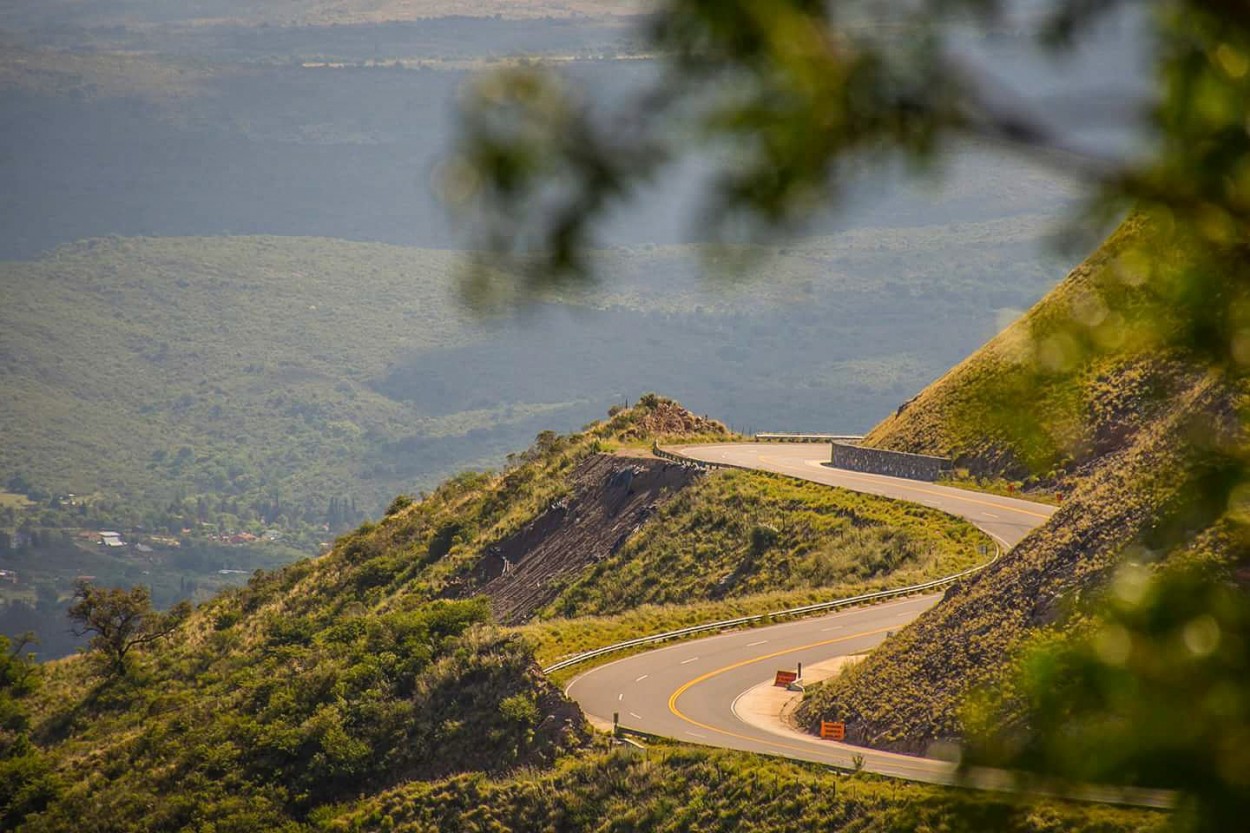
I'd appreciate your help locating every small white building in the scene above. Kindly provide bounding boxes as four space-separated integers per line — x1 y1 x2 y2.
99 531 125 548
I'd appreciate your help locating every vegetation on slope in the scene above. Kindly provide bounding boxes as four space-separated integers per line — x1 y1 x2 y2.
1 216 1055 656
545 467 987 616
318 745 1166 833
4 396 1016 830
863 215 1194 484
796 217 1242 754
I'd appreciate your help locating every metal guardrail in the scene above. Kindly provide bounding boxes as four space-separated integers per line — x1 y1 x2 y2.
543 553 999 673
651 443 748 471
544 440 1001 674
755 433 865 443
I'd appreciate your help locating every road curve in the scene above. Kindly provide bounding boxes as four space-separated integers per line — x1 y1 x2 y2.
565 442 1056 785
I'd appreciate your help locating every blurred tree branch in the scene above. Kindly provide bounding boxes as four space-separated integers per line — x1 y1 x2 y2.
450 1 1250 827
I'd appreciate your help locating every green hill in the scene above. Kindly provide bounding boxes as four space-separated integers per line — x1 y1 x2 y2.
1 398 1161 831
795 216 1241 752
0 218 1064 537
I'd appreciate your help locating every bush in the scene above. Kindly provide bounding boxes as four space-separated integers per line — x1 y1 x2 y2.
385 495 414 516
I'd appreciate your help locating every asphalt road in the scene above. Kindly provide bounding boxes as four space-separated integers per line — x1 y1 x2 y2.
678 443 1055 550
565 442 1057 785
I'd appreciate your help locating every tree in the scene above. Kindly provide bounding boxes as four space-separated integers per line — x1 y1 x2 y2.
452 1 1250 828
68 582 191 678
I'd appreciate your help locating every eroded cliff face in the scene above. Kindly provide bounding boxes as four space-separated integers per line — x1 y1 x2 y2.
456 454 705 624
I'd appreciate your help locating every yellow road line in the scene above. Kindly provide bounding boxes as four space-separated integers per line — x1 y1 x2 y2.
663 623 944 771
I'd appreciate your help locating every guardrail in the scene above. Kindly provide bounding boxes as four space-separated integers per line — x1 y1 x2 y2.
651 443 735 469
755 433 865 443
544 444 999 674
543 537 1001 674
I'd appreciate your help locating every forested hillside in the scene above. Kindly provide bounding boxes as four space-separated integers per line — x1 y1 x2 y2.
0 219 1063 538
0 0 1095 659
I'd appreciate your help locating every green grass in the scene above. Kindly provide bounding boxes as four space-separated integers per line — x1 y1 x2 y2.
542 468 988 618
0 491 32 509
798 216 1240 754
938 473 1061 505
522 590 944 686
315 744 1167 833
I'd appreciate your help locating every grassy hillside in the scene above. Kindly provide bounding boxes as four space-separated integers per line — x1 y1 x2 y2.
795 216 1241 752
318 746 1165 833
544 467 987 617
0 218 1064 530
2 399 1160 831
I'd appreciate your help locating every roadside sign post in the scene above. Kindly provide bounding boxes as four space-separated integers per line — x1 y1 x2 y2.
774 670 798 687
820 721 846 741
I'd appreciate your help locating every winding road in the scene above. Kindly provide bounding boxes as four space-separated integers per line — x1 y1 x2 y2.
565 442 1056 785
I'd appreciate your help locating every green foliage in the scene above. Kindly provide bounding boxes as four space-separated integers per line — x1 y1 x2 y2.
967 564 1250 832
543 468 987 618
317 745 1165 833
68 583 191 678
385 496 415 517
0 635 57 828
21 591 578 832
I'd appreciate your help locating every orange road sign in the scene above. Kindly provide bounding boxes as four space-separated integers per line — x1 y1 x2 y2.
821 721 846 741
774 670 798 687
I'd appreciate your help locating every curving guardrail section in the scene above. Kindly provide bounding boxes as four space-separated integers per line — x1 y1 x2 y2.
543 555 998 673
543 443 1000 674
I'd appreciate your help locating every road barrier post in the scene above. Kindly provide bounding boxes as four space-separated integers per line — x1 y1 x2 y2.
613 712 619 737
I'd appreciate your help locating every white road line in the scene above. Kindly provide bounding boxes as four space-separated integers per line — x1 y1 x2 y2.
629 712 643 720
686 731 706 738
747 640 768 647
680 656 699 664
634 674 648 682
618 693 624 702
982 512 1000 519
821 625 844 632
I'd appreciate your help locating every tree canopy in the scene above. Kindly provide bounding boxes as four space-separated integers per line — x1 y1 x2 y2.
68 583 191 678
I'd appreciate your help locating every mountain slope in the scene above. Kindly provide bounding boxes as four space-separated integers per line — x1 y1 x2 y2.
0 217 1064 534
5 399 1165 832
796 216 1241 752
8 397 998 830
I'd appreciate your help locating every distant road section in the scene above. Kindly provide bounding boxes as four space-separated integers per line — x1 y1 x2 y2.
566 442 1057 786
679 443 1052 549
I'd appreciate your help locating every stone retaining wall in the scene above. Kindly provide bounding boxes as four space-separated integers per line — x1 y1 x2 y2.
830 442 951 482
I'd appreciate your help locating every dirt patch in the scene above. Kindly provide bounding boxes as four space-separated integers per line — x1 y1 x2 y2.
473 454 705 624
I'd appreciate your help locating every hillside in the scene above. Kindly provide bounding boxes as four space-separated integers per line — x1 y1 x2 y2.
795 216 1242 752
0 218 1063 533
2 398 1162 831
